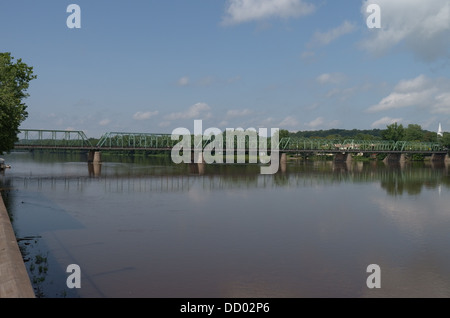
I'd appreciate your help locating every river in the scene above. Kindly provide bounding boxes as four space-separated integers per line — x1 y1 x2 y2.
1 151 450 298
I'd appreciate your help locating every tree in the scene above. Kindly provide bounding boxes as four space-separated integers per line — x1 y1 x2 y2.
278 129 290 140
404 124 424 141
381 122 404 141
423 131 438 143
0 53 36 154
440 132 450 149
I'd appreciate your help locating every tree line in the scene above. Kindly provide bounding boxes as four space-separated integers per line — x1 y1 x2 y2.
283 123 450 147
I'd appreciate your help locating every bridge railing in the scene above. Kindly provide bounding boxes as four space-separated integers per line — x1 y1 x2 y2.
95 132 283 151
278 138 443 152
16 129 93 148
96 132 177 149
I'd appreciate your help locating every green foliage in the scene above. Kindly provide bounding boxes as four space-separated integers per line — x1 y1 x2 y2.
423 131 438 142
409 153 425 161
404 124 424 141
278 129 290 140
0 52 36 153
381 122 404 141
291 129 382 139
440 132 450 148
88 138 100 146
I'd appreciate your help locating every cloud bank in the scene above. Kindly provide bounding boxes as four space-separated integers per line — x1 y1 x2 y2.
222 0 315 25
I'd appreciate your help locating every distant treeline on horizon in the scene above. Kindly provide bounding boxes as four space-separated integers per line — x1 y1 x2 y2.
290 128 383 139
288 126 445 143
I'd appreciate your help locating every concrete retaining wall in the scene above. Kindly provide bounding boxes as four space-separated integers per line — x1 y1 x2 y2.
0 194 35 298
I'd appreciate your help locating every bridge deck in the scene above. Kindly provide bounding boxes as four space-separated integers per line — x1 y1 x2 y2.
14 129 449 155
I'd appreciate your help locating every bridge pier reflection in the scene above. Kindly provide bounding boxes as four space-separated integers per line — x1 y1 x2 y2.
332 161 350 173
88 163 102 177
189 162 206 175
280 153 287 174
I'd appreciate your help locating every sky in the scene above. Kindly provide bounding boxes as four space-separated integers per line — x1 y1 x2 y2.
1 0 449 138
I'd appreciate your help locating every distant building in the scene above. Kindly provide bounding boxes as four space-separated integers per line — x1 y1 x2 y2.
438 123 443 137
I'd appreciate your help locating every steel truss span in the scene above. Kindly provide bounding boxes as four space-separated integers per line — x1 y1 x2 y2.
14 129 447 155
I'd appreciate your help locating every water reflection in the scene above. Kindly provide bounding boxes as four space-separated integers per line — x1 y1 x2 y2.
2 152 449 197
88 163 102 177
2 152 450 298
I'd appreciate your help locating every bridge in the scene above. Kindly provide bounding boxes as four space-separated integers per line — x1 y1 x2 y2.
14 129 449 164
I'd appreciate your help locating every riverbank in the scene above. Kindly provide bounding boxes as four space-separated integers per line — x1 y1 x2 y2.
0 193 35 298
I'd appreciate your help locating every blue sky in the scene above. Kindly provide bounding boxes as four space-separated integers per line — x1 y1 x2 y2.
1 0 449 138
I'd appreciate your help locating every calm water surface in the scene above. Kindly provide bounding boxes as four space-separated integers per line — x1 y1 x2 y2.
1 151 450 298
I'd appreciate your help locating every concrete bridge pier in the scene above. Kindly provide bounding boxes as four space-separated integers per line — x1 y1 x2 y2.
383 153 406 164
431 153 450 163
334 152 352 163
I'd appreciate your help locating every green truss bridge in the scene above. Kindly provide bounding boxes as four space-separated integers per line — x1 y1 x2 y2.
13 129 449 164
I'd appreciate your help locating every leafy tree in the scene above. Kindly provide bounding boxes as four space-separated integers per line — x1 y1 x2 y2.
291 128 382 139
355 133 379 140
404 124 424 141
440 132 450 148
278 129 290 140
0 53 36 153
381 122 404 141
423 131 438 143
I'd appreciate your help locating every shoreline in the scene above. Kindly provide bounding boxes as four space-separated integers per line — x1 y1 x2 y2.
0 193 35 298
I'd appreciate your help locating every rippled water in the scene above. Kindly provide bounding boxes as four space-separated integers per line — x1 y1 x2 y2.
1 151 450 298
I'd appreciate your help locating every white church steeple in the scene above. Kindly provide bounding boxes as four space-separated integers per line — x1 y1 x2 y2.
438 123 443 137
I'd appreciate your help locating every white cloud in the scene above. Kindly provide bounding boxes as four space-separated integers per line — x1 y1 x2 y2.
218 120 229 127
306 117 324 129
279 116 299 128
226 109 253 118
394 74 431 92
371 116 403 128
222 0 315 25
165 103 212 120
304 117 340 129
300 50 315 60
325 88 340 98
99 119 111 126
367 91 436 113
360 0 450 61
316 73 346 85
434 93 450 114
309 20 357 47
158 121 171 128
177 76 190 86
133 111 159 121
367 75 450 114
